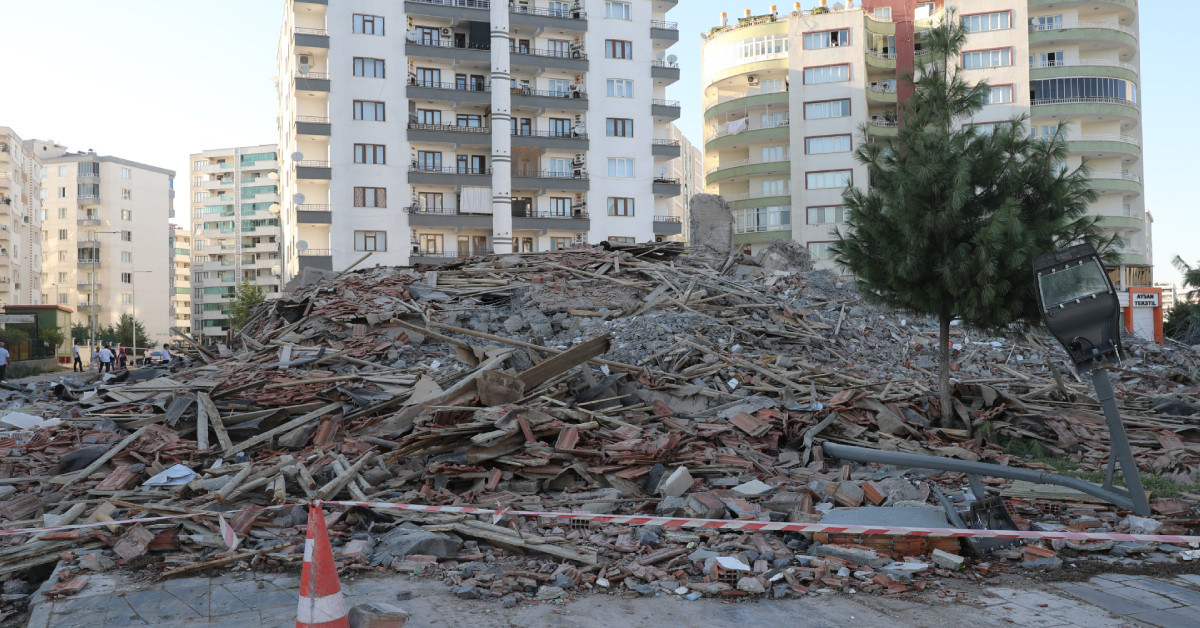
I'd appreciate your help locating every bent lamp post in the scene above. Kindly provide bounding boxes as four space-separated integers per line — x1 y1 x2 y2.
1033 243 1149 516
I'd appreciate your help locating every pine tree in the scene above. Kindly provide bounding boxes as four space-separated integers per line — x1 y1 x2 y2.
830 15 1120 427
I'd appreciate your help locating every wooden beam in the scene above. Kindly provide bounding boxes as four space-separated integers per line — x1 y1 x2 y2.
53 426 150 487
518 333 612 390
226 402 342 457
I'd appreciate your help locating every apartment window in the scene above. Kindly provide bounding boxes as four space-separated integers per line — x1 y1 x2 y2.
354 144 386 164
806 135 852 154
193 161 204 171
804 64 850 84
605 40 633 59
608 197 635 216
353 100 386 121
804 29 850 50
962 48 1013 69
1030 51 1065 68
353 14 383 35
417 109 441 125
762 179 789 196
1031 77 1136 103
58 229 68 240
606 118 633 137
804 99 852 119
604 1 631 19
121 252 133 262
549 118 571 137
548 79 571 97
606 79 634 98
121 167 132 179
59 294 69 305
761 112 788 128
1032 124 1062 139
59 251 68 262
415 68 439 86
806 170 853 189
417 151 442 170
121 273 132 284
57 272 68 282
807 205 846 225
874 7 892 19
549 197 572 217
353 57 386 78
608 236 636 245
550 237 573 250
983 85 1014 104
735 206 791 234
58 187 67 198
761 145 789 162
121 189 132 200
354 230 387 251
1030 15 1063 30
760 78 785 94
354 187 387 208
808 242 835 260
121 293 132 304
58 165 69 176
547 39 570 57
57 208 67 219
121 209 132 220
608 158 635 177
122 230 132 242
456 114 483 127
962 11 1011 33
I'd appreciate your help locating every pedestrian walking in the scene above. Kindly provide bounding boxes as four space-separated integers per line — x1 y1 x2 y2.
98 343 114 373
117 347 128 370
72 341 83 372
161 343 172 364
0 341 9 382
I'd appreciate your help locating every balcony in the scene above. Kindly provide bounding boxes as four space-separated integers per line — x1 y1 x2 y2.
512 129 588 151
298 249 333 272
865 50 898 70
1067 134 1141 159
706 159 790 185
407 81 492 106
867 118 899 138
404 0 489 20
511 86 589 111
512 47 587 72
297 204 332 224
77 194 101 206
405 40 491 65
651 20 679 42
653 215 683 235
1029 58 1139 83
1030 97 1140 123
653 178 681 197
201 179 234 190
652 99 681 119
295 116 331 136
410 250 493 266
77 217 102 227
651 60 680 83
511 5 588 31
407 122 492 147
77 258 101 270
1028 21 1138 50
704 119 789 151
295 71 330 92
76 303 101 313
512 170 589 191
866 82 898 104
1089 171 1143 195
652 139 681 158
295 160 332 180
77 281 101 291
406 206 495 229
408 166 490 186
294 26 329 48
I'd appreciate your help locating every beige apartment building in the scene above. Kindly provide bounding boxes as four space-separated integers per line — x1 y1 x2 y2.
701 0 1147 289
37 147 175 347
170 225 193 335
188 145 282 339
662 123 703 243
0 127 45 307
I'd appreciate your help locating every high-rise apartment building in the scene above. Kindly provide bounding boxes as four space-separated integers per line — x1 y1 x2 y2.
0 127 44 307
169 225 193 336
662 123 703 243
701 1 1146 287
37 146 175 346
188 146 282 339
277 0 682 282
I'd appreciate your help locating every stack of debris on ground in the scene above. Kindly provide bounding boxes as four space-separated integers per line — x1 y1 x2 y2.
0 240 1198 616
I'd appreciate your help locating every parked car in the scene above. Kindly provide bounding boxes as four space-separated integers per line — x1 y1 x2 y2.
142 350 167 366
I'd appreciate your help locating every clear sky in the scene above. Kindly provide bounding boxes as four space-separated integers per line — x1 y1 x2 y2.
1 1 1193 285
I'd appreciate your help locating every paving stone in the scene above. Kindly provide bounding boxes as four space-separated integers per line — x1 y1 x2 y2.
1054 583 1160 616
207 586 254 615
1129 608 1200 628
1102 583 1185 610
203 610 265 628
1174 574 1200 587
165 585 213 615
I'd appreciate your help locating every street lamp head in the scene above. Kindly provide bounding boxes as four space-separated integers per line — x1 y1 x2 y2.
1033 243 1122 372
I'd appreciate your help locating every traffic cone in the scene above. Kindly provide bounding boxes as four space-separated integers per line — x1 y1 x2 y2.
297 503 349 628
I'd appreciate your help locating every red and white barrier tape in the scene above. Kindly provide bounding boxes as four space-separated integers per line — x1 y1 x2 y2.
0 504 291 537
322 500 1200 545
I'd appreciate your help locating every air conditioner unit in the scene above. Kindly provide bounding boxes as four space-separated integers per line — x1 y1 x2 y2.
747 75 759 86
299 55 311 66
441 27 452 36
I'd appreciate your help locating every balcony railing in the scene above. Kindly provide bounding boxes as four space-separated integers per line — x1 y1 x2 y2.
296 115 331 124
651 60 680 69
651 20 679 30
513 47 586 60
294 26 328 36
1030 97 1139 110
513 6 586 19
296 160 331 168
1090 171 1142 183
408 0 490 8
652 139 681 147
408 122 490 134
410 81 491 93
295 71 330 79
654 177 681 185
1028 21 1138 38
867 50 898 59
410 166 491 175
411 250 495 260
1029 58 1139 73
867 82 898 93
298 249 332 257
514 170 589 180
297 204 331 212
706 158 789 176
406 206 589 219
409 39 491 51
512 129 588 139
705 118 788 143
1074 134 1141 146
653 216 682 223
653 99 681 108
512 87 588 100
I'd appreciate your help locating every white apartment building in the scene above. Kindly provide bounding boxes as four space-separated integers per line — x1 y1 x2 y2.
37 147 175 347
277 0 682 281
0 127 44 307
701 0 1147 289
170 225 193 335
662 122 702 243
188 146 282 339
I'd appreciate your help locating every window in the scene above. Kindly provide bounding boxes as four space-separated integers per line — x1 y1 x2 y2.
1029 15 1063 30
962 48 1013 69
354 187 387 208
121 252 132 262
121 293 132 304
806 170 853 189
734 206 791 234
874 7 892 19
417 151 442 170
761 145 789 162
354 230 387 251
762 179 789 196
58 187 67 198
59 294 69 305
606 79 633 98
983 85 1014 104
353 57 386 78
121 189 132 200
608 158 635 177
58 165 69 176
807 205 845 224
193 161 204 171
456 114 483 127
962 11 1011 33
804 64 850 84
606 118 633 137
1030 51 1065 68
804 99 851 119
1030 77 1136 103
549 118 571 137
415 68 439 86
121 273 132 284
547 39 570 57
761 112 788 128
121 167 132 179
59 251 68 262
1032 124 1062 140
548 79 571 97
608 236 636 244
548 158 571 177
122 230 132 242
808 242 835 260
804 29 850 50
551 237 574 250
605 1 631 19
57 208 67 219
353 100 386 121
608 197 634 216
121 209 132 220
605 40 632 59
58 229 68 240
354 144 386 164
806 135 852 154
353 14 383 35
549 197 572 217
417 109 442 125
57 272 68 282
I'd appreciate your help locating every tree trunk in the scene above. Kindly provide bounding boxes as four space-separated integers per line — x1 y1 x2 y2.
938 313 954 428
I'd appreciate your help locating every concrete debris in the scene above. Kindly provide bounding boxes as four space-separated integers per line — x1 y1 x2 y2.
0 245 1192 612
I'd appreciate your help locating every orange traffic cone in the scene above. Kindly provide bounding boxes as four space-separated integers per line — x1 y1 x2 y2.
297 503 349 628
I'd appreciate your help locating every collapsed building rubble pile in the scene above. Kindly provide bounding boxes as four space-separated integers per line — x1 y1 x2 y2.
0 241 1197 614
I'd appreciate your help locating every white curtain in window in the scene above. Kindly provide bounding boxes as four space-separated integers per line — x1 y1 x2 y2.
461 186 492 214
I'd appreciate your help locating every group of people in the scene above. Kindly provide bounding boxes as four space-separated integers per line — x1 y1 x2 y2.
71 341 171 373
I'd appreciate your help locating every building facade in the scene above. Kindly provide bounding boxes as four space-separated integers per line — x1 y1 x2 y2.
701 0 1146 288
37 147 175 347
661 122 703 243
277 0 682 282
0 127 45 307
188 146 282 339
170 225 193 336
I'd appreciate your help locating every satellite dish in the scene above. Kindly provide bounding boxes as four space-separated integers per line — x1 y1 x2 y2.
268 204 281 214
297 240 309 252
573 123 586 134
293 193 306 204
659 166 668 176
656 51 666 61
406 30 420 42
667 54 678 64
299 64 311 74
267 172 279 180
271 265 281 276
291 151 304 161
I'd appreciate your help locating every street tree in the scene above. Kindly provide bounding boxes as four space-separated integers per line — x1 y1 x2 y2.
229 280 267 331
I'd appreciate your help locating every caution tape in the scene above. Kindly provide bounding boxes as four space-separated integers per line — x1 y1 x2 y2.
322 500 1200 546
0 503 292 537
